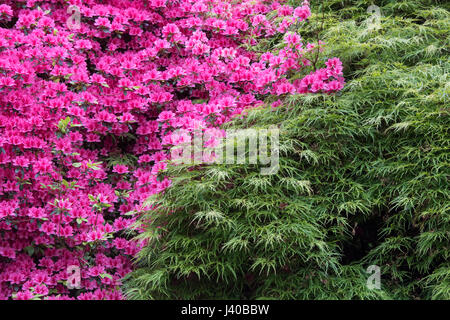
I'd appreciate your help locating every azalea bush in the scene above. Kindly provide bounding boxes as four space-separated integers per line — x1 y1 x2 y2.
0 0 343 300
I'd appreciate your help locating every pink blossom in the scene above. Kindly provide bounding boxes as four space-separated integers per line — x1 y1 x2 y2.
294 5 311 21
157 111 176 122
113 165 129 174
14 291 34 300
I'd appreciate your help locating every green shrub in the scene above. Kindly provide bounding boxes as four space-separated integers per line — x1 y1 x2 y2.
124 0 449 299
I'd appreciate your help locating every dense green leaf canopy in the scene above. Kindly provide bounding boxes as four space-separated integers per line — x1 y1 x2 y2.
124 0 449 300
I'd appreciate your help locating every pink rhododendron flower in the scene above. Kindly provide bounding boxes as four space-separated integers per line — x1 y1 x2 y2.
113 165 129 174
294 5 311 21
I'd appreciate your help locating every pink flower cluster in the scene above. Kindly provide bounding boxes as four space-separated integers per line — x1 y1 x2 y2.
0 0 344 300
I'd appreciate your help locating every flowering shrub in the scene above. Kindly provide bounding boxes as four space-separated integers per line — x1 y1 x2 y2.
0 0 343 300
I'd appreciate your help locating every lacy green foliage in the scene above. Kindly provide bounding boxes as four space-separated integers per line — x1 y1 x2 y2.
124 0 450 299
